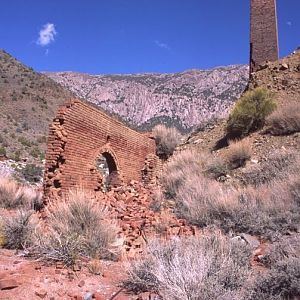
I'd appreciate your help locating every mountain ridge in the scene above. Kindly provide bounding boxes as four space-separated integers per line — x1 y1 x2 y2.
46 65 249 131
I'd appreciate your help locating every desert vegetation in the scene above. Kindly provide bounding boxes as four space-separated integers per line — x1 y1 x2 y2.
123 233 253 299
31 189 121 265
0 178 121 266
266 101 300 135
226 87 276 137
159 147 300 240
124 232 300 300
152 124 183 159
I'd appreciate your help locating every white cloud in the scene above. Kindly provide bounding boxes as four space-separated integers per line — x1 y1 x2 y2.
154 40 170 50
37 23 57 46
286 21 292 26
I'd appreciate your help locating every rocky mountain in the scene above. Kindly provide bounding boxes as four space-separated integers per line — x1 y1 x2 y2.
46 65 249 131
0 49 75 165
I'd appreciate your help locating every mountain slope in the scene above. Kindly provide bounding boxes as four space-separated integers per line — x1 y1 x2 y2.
0 49 75 164
46 65 249 131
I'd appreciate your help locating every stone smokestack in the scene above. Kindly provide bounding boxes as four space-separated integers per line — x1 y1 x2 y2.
250 0 279 73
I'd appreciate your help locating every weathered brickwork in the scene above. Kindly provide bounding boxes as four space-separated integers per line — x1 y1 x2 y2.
250 0 279 73
43 99 159 200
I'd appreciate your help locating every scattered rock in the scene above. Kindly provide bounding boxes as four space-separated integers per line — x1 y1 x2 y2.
280 63 289 70
35 289 47 298
0 278 18 290
241 233 260 248
78 280 85 287
92 292 106 300
84 292 93 300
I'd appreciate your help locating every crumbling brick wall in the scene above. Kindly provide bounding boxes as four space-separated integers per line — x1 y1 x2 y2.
250 0 279 73
43 99 159 200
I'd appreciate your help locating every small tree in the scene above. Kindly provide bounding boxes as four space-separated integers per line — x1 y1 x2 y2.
226 87 276 138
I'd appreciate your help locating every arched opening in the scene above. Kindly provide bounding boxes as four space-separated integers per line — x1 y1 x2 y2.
96 152 120 191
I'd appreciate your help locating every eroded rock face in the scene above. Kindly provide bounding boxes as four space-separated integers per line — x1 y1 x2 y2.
45 65 249 131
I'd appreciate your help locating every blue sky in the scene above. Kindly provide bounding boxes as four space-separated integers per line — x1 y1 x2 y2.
0 0 299 74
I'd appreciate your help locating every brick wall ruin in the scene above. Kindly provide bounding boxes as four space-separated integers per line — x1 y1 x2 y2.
43 99 159 200
250 0 279 73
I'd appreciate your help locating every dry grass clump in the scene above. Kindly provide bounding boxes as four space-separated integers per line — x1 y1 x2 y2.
160 149 300 239
0 210 34 249
245 234 300 300
123 233 252 299
226 87 276 138
204 156 228 179
241 150 300 186
179 179 300 240
160 149 208 198
247 257 300 300
225 138 252 169
152 125 183 159
31 189 121 266
0 175 42 210
266 101 300 135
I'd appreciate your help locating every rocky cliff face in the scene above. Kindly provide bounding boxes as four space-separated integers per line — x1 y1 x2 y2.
46 65 249 131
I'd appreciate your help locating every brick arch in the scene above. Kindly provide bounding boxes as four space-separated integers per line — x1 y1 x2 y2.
95 147 123 189
43 99 158 200
96 146 121 174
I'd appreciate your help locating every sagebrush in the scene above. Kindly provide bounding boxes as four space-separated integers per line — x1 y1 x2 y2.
123 233 252 300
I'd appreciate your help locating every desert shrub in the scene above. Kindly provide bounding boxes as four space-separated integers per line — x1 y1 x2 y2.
29 147 42 158
123 233 252 299
152 125 183 159
201 182 298 239
32 189 121 265
12 149 22 162
241 150 299 186
225 139 252 169
266 101 300 135
246 257 300 300
0 176 42 209
160 149 206 198
164 169 300 240
0 146 6 157
226 87 276 137
0 210 34 249
261 234 300 267
18 136 32 147
204 156 228 179
21 164 43 183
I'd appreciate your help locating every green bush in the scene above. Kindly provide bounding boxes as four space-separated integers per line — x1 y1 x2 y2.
18 136 32 147
21 164 43 183
226 88 276 137
0 146 6 157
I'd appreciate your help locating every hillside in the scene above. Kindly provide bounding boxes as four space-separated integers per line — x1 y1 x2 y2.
182 49 300 183
46 65 249 131
0 49 75 168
